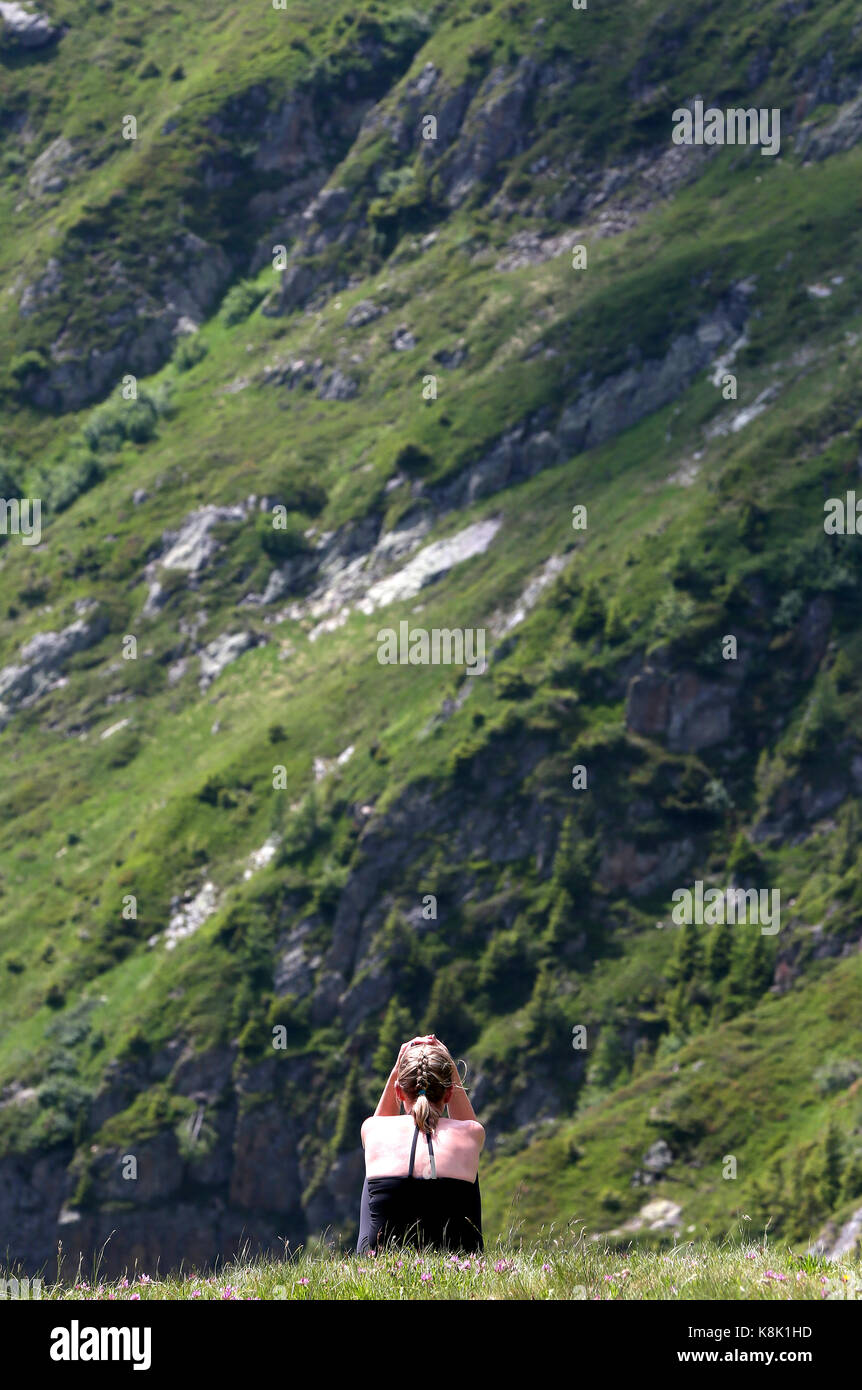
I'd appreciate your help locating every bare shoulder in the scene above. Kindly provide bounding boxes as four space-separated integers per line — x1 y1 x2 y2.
449 1118 485 1149
361 1114 403 1142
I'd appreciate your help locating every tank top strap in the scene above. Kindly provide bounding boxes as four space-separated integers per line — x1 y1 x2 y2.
408 1127 437 1179
408 1126 420 1178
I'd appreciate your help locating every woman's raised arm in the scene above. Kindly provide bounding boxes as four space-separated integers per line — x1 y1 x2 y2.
370 1036 429 1117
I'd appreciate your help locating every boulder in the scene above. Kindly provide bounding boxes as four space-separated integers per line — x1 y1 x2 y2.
0 2 59 48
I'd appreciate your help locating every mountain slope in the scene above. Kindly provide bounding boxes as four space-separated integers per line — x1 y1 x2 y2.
1 0 862 1276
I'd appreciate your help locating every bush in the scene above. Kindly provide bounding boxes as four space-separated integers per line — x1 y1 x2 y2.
394 443 433 476
651 590 696 644
0 452 21 496
173 335 209 372
814 1058 862 1096
220 281 266 327
793 677 842 760
267 474 327 516
82 383 171 454
9 349 48 383
259 512 311 562
773 589 805 630
84 394 156 451
44 451 104 514
44 982 67 1010
494 670 532 700
572 580 606 640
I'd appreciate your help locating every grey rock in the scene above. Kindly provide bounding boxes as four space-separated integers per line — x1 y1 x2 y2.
142 503 248 614
0 2 59 47
198 631 260 690
345 298 382 328
274 922 318 1000
391 324 416 351
317 368 358 401
311 971 344 1026
825 1204 862 1260
795 94 862 161
88 1132 184 1205
27 139 78 200
643 1139 674 1173
0 607 109 724
625 664 743 753
18 255 64 315
339 968 393 1033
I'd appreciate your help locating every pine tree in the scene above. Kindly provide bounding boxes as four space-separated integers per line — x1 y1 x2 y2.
586 1024 628 1089
572 580 606 640
372 998 413 1088
525 962 566 1051
841 1148 862 1201
788 1150 822 1243
705 922 732 986
724 929 773 1014
665 919 705 1034
539 816 596 956
727 832 763 887
820 1119 845 1214
604 599 627 645
331 1059 369 1154
423 965 477 1046
667 919 704 987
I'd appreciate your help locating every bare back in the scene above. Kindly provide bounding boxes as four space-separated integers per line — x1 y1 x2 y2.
361 1115 484 1182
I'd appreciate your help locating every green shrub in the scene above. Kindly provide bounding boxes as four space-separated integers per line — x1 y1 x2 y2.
44 982 67 1010
81 382 171 457
572 581 606 640
9 349 48 383
0 452 21 496
394 442 433 476
259 512 311 562
267 474 327 516
220 281 266 326
44 452 104 514
173 335 209 372
651 590 696 644
814 1058 862 1096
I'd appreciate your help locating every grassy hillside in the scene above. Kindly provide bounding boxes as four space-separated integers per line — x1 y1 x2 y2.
1 0 862 1277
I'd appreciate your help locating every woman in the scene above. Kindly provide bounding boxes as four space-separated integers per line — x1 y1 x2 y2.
356 1033 485 1254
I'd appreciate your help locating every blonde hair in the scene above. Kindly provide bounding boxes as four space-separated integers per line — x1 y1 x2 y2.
397 1043 455 1136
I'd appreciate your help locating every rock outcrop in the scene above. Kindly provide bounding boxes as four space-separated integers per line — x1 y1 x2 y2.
0 2 59 48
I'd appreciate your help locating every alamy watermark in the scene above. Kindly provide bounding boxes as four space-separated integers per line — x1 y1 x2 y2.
671 881 780 935
377 621 486 675
0 497 41 546
0 1276 42 1298
672 101 780 157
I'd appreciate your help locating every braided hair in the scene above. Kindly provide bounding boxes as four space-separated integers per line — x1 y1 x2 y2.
397 1042 454 1136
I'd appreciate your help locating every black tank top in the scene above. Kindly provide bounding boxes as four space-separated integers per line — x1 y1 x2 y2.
365 1126 483 1253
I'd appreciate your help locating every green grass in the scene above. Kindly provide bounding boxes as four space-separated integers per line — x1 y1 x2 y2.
13 1237 861 1302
